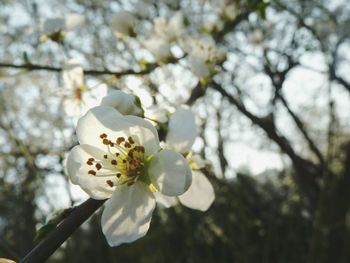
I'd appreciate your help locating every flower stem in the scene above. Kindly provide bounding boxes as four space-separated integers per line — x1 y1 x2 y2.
20 198 106 263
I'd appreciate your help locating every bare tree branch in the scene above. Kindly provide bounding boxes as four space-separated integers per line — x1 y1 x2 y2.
20 198 105 263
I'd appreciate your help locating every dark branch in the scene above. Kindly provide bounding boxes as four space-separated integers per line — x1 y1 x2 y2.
0 62 157 77
211 81 321 204
20 198 105 263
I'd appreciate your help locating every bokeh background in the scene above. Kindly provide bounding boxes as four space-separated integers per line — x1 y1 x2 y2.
0 0 350 262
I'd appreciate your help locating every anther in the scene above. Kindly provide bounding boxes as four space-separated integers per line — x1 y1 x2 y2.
111 160 117 165
103 154 108 159
100 133 107 139
95 163 102 170
116 137 125 144
88 158 95 162
106 180 114 187
128 136 135 144
103 139 110 145
86 161 93 165
88 170 96 176
124 142 131 148
116 173 122 178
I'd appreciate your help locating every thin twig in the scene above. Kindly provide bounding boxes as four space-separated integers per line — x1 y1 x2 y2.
0 62 156 77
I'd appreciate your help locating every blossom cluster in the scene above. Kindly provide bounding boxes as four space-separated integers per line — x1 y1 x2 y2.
65 90 215 246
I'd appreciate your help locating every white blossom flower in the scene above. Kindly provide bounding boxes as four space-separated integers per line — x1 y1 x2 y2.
157 107 215 211
153 12 186 43
144 36 173 63
219 1 238 21
144 105 169 124
111 11 138 38
248 29 264 46
62 59 106 118
183 36 226 79
100 90 144 116
66 106 191 246
41 14 85 42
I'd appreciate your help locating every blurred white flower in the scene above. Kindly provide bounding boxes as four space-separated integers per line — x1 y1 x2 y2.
153 12 186 43
62 59 106 118
144 105 169 123
100 90 144 116
219 1 238 21
248 29 264 46
183 36 226 79
144 36 173 63
111 11 138 38
41 14 85 42
157 107 215 211
66 106 192 246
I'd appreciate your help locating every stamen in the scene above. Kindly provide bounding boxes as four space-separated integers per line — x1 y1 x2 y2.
100 133 107 139
106 180 114 187
103 154 108 159
88 170 96 176
95 163 102 170
116 137 125 144
111 160 117 165
128 136 135 144
116 173 122 178
86 160 93 165
102 139 110 145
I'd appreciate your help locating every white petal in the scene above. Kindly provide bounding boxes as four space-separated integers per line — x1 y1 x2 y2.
101 182 156 246
66 145 116 200
124 115 160 152
76 106 159 156
166 107 197 153
188 56 210 79
179 171 215 211
62 59 84 90
148 149 192 196
144 105 168 123
111 11 137 37
65 13 85 31
153 192 177 208
100 90 143 116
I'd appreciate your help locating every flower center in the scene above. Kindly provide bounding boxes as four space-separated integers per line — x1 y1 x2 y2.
86 133 146 188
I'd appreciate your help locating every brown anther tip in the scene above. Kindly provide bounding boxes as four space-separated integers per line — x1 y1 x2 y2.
116 137 125 144
122 159 127 163
100 133 107 139
86 161 93 165
111 160 117 165
88 170 96 176
88 157 95 162
116 173 122 178
106 180 114 187
124 142 131 148
109 142 115 147
103 154 108 159
128 136 135 144
115 153 120 157
95 163 102 170
102 139 110 145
